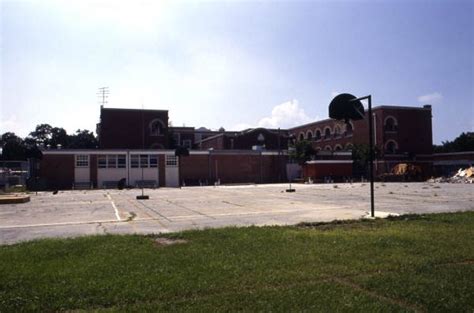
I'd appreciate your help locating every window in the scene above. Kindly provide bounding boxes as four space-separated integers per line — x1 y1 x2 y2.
140 154 149 168
117 155 126 168
98 154 126 168
345 143 354 151
131 155 139 168
385 140 398 154
315 129 322 141
149 119 165 136
306 131 313 141
345 123 354 136
75 155 89 167
107 155 117 168
98 155 107 168
324 127 331 139
182 139 192 149
384 116 398 132
130 154 158 168
334 125 341 138
150 155 158 168
166 155 178 167
299 133 305 141
173 133 181 146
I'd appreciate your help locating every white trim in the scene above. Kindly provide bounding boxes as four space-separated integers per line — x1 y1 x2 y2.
261 151 282 155
306 160 353 164
190 150 209 155
384 115 398 126
434 160 474 165
434 151 474 156
75 154 89 168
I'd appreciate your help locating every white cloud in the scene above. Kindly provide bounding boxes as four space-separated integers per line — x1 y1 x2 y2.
417 92 443 104
330 91 340 98
0 114 29 136
256 100 314 129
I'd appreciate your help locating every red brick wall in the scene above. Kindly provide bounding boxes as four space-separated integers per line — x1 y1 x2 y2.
289 106 433 157
99 108 169 149
303 162 353 180
90 155 98 188
39 154 75 190
159 155 166 187
200 135 225 150
180 155 210 184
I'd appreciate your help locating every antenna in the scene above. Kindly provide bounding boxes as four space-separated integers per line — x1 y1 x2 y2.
97 87 110 108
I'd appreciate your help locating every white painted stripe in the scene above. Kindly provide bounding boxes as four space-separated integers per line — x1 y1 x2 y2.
107 194 122 221
0 219 120 229
306 160 353 164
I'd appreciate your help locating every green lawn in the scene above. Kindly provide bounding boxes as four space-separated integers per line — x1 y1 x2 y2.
1 212 473 312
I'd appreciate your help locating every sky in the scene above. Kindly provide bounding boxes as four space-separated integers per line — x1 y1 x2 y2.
1 0 473 144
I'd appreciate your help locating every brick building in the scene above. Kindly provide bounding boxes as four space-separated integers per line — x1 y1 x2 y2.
35 103 436 189
289 105 433 175
200 128 289 151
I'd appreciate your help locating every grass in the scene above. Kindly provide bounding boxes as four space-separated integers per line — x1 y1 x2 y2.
1 212 473 312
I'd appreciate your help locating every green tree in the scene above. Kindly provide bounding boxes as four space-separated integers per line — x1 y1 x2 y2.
29 124 53 145
289 140 316 164
50 127 70 148
1 132 26 160
433 132 474 153
68 129 98 149
352 144 381 177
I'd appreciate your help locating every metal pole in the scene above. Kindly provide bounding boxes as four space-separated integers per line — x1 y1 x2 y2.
368 95 375 217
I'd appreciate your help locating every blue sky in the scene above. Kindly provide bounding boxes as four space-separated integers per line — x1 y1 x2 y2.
1 0 473 144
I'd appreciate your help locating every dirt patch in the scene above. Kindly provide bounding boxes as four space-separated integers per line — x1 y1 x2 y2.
153 237 188 247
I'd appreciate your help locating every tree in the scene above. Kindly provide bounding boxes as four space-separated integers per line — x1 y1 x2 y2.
289 140 315 164
433 132 474 153
68 129 98 149
50 127 70 148
0 132 26 160
1 132 21 147
352 144 380 177
29 124 53 145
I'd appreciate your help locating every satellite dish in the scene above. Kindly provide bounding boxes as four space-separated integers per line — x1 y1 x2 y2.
329 93 365 122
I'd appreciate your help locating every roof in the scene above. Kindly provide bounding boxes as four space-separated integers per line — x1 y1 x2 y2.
101 107 168 113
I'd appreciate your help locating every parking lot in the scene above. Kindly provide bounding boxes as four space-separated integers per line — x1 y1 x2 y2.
1 182 473 244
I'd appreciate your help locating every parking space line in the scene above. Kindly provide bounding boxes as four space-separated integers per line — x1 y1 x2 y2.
0 219 120 229
106 194 122 221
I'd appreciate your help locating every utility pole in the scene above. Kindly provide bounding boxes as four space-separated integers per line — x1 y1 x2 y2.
97 87 109 108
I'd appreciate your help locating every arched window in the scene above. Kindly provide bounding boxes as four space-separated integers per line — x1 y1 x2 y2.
324 127 332 139
149 119 165 136
345 122 354 136
315 146 322 152
324 145 332 151
385 140 398 154
314 129 322 141
345 143 354 151
334 125 341 138
306 130 313 141
334 144 343 151
384 116 398 132
299 132 305 141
